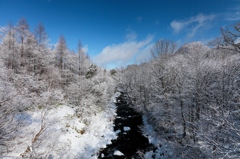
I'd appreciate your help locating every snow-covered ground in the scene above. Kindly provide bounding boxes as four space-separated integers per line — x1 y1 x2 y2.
142 115 183 159
2 98 118 159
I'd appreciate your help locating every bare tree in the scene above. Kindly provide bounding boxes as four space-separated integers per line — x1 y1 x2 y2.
221 23 240 51
151 39 177 59
209 22 240 53
78 40 85 76
34 22 49 77
55 35 67 74
120 39 240 158
16 18 30 67
34 22 48 49
0 23 18 70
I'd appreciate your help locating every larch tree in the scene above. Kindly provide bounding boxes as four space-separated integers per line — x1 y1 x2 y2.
0 23 18 70
77 40 90 76
55 35 67 74
34 22 49 76
25 32 38 74
34 22 48 49
78 40 83 76
55 35 71 88
16 18 30 67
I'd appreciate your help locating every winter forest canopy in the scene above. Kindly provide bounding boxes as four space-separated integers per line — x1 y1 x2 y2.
0 18 240 158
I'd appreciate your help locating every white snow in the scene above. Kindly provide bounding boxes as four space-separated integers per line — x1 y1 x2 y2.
3 102 117 159
113 150 124 156
123 126 131 131
101 153 104 158
142 115 160 145
115 130 121 134
114 92 121 97
113 92 121 103
142 115 181 159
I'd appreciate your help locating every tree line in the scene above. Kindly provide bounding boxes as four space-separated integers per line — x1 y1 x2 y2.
115 23 240 158
0 18 115 157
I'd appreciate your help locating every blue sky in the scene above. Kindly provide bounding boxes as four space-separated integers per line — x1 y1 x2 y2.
0 0 240 68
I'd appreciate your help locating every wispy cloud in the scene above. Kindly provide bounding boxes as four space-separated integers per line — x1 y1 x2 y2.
135 43 154 63
125 26 137 41
170 14 215 38
126 32 137 41
0 26 6 32
82 45 88 54
93 35 153 68
136 16 143 23
224 6 240 21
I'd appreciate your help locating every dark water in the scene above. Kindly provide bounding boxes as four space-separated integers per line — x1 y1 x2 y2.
98 92 154 159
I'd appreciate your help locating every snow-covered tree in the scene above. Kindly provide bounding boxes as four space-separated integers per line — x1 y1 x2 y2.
16 18 30 67
119 40 240 158
0 23 19 71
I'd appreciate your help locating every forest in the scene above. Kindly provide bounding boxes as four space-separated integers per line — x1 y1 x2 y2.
0 18 239 158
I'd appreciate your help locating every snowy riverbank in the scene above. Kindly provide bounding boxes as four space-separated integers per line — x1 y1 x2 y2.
2 98 118 159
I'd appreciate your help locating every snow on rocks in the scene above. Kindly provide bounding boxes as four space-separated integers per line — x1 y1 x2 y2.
101 153 104 158
113 150 124 156
123 126 131 131
142 115 160 145
114 91 121 98
142 115 182 158
113 92 121 103
115 130 121 134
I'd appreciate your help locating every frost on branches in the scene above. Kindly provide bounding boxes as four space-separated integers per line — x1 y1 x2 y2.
0 19 117 158
119 40 240 158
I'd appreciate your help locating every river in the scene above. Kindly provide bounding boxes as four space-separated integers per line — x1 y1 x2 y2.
98 92 155 159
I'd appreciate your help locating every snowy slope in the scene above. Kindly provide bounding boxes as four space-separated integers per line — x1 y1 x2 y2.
2 99 117 159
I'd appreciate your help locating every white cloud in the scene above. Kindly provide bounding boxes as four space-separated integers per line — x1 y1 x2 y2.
0 26 6 40
136 17 143 23
171 21 186 34
82 45 88 54
126 32 137 41
135 43 154 63
225 11 240 21
0 26 6 32
234 37 240 44
125 27 137 41
170 14 215 38
93 35 153 68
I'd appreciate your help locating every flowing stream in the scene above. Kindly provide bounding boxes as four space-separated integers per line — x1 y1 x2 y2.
98 92 154 159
